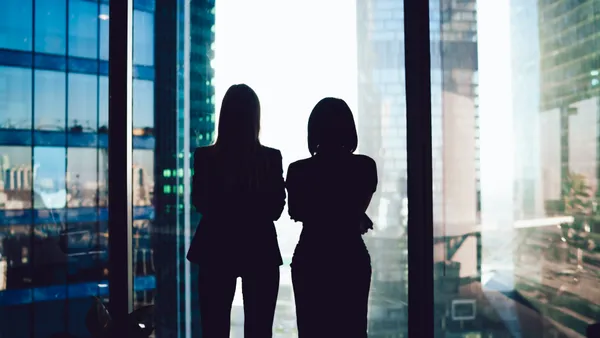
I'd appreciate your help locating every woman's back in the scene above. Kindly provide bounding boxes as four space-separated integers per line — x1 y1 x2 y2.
287 153 377 262
188 144 286 270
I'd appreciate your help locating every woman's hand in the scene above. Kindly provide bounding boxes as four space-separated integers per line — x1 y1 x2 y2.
359 213 373 234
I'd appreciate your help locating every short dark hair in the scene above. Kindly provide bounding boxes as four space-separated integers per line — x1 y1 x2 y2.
307 97 358 155
215 84 261 150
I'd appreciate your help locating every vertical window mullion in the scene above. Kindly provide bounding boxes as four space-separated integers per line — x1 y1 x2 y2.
108 0 134 324
403 0 434 336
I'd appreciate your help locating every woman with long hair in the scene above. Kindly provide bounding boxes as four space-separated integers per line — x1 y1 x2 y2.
187 84 286 338
286 97 378 337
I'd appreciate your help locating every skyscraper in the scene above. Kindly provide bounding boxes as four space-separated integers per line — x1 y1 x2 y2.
357 0 480 336
538 0 600 208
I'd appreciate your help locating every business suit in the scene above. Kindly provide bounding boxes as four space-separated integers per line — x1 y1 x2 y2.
286 152 377 338
187 144 286 338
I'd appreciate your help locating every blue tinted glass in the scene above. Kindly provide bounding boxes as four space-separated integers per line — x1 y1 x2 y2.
133 79 154 129
68 73 98 131
67 148 98 208
35 0 67 55
132 150 153 206
35 70 66 130
0 146 33 209
0 67 32 130
68 0 99 59
99 76 108 130
33 146 66 209
133 10 154 66
0 0 33 51
99 5 109 60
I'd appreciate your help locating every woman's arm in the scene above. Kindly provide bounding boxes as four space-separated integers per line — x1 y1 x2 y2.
286 163 306 222
191 148 212 215
264 149 286 221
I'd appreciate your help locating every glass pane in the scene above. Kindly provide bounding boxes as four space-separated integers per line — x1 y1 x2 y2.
432 0 600 336
133 79 154 130
68 0 99 59
0 0 33 51
35 0 67 55
133 10 154 67
34 70 66 131
68 73 98 131
0 67 33 130
132 0 409 336
100 4 109 61
132 1 156 319
0 1 108 337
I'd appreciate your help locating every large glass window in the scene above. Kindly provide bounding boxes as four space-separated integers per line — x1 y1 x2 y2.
0 0 33 51
0 67 33 130
35 0 67 55
1 0 109 336
34 70 66 131
432 0 600 336
68 0 99 59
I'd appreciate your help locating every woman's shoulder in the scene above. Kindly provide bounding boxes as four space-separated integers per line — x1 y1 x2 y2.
194 145 215 156
259 145 282 158
288 157 313 171
351 154 376 167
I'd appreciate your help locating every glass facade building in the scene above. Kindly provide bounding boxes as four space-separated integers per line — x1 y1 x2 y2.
1 0 600 337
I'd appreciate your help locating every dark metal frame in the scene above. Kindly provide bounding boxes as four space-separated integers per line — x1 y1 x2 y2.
404 0 435 336
108 0 134 325
107 0 435 336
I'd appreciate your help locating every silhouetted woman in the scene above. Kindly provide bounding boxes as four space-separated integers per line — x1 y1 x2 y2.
286 98 377 337
187 84 286 338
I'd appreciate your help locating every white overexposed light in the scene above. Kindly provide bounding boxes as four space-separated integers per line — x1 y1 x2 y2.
99 14 110 21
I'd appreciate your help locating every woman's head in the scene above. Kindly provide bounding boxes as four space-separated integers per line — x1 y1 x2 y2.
215 84 261 149
307 97 358 155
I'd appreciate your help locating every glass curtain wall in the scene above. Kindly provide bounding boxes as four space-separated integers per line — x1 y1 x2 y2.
0 0 414 336
431 0 600 336
0 0 158 336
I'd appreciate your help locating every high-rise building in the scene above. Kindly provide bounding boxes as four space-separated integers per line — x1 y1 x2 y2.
357 0 480 336
0 0 215 336
538 0 600 207
355 0 408 336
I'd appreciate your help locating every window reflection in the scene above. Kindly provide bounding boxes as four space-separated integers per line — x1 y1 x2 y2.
0 147 33 210
35 0 67 55
96 147 108 208
67 148 98 208
33 147 66 209
99 4 110 61
133 10 154 66
0 67 32 130
68 0 99 59
34 70 66 131
432 0 600 336
99 76 109 132
68 73 98 131
133 150 154 207
0 0 33 51
133 79 154 131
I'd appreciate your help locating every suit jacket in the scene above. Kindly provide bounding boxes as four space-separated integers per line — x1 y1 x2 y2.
186 145 286 272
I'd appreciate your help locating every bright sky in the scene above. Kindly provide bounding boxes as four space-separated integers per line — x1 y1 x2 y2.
213 0 358 169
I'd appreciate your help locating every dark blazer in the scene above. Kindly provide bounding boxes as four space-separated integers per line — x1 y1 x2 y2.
186 145 286 271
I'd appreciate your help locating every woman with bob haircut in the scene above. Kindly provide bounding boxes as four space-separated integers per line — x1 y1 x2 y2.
187 84 286 338
286 97 378 337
